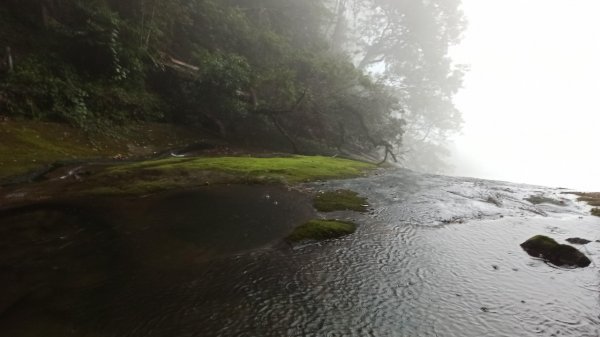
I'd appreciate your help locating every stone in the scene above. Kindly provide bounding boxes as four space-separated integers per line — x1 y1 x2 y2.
566 237 592 245
520 235 591 268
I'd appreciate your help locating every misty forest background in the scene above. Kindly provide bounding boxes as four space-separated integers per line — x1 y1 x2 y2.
0 0 465 171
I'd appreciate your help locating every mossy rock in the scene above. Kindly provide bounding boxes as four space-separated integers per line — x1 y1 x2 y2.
592 208 600 217
286 219 357 242
520 235 591 267
313 189 368 212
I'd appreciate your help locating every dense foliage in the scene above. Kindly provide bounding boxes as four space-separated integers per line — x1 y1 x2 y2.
0 0 465 163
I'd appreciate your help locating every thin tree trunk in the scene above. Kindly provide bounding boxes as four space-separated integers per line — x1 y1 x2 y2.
270 114 299 154
6 47 13 73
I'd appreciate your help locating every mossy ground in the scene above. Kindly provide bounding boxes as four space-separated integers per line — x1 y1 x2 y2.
313 189 368 212
90 156 374 196
1 154 375 208
0 120 375 206
107 156 373 182
286 219 357 242
0 120 205 181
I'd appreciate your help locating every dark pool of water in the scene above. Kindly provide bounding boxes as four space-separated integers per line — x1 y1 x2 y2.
0 170 599 336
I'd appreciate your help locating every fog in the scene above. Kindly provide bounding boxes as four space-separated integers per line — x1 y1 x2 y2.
449 0 600 191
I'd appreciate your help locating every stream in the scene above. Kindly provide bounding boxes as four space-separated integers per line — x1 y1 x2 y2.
0 168 599 336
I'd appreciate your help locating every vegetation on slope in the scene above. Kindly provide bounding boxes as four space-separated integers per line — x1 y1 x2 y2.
0 0 465 163
0 120 205 180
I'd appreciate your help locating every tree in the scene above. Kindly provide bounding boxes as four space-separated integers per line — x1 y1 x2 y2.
326 0 467 170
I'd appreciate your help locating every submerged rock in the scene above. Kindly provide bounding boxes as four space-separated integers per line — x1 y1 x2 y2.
286 219 357 242
313 189 368 212
566 237 592 245
520 235 591 268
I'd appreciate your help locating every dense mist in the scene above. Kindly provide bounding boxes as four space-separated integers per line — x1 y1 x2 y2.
450 0 600 191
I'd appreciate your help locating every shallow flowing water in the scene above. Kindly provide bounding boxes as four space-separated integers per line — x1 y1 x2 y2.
0 169 599 336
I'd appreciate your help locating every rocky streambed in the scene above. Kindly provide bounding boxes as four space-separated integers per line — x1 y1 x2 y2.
0 163 599 336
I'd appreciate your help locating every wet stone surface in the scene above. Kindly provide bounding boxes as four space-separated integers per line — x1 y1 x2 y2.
1 168 599 336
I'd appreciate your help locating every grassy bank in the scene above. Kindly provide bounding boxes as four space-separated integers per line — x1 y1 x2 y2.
1 149 375 208
0 120 207 181
86 156 374 195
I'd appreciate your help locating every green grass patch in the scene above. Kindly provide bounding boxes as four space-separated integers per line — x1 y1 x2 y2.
106 156 374 185
33 156 374 200
314 189 368 212
286 219 357 242
592 208 600 217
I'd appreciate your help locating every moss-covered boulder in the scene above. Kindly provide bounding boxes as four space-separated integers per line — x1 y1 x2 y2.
286 219 357 242
520 235 591 267
592 208 600 217
313 189 368 212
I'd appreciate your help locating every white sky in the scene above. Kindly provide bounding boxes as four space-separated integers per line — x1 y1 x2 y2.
449 0 600 191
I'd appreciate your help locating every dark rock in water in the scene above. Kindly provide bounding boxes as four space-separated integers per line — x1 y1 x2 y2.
520 235 591 268
566 237 592 245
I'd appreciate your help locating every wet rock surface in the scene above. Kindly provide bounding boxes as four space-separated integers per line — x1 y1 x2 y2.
0 167 599 336
566 237 592 245
521 235 591 267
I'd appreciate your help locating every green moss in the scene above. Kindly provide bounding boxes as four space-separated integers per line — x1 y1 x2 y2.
592 208 600 217
7 156 374 205
0 122 97 179
105 156 374 185
314 189 368 212
286 219 357 242
0 120 206 181
523 235 558 250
